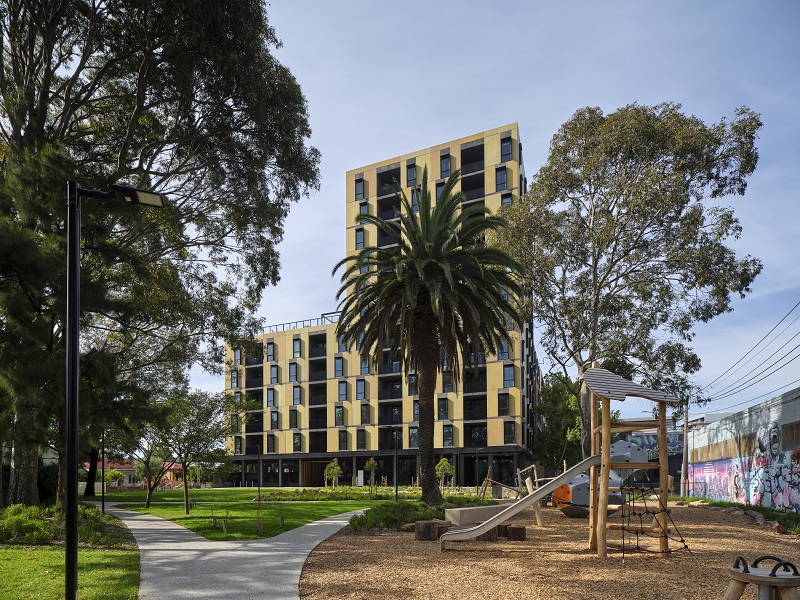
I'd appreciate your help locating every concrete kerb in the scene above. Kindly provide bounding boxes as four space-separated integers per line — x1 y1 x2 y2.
98 503 361 600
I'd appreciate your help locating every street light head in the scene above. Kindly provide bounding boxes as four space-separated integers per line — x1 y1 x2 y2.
109 184 165 208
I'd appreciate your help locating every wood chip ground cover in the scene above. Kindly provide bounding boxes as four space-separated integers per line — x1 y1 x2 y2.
300 503 800 599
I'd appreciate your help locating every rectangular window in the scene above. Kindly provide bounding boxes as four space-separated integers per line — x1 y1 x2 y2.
293 386 301 405
234 437 242 454
270 411 279 430
440 155 450 178
408 374 417 396
266 342 275 362
499 341 509 360
290 409 298 429
442 372 453 393
498 393 510 416
407 164 416 188
361 403 370 425
293 338 301 358
357 429 366 450
411 187 419 212
360 264 368 274
355 228 364 250
438 397 449 420
335 356 344 377
356 379 365 400
408 427 418 448
335 406 344 426
231 413 240 432
233 348 241 365
503 364 515 388
289 362 298 382
359 201 369 216
339 429 348 451
436 182 444 200
270 365 278 384
293 433 302 452
234 391 242 406
361 357 369 375
267 388 275 407
504 421 515 444
496 167 507 192
355 177 364 200
443 425 453 447
413 399 419 422
338 335 347 353
501 137 512 163
338 381 347 402
267 435 275 453
230 369 238 389
501 192 512 208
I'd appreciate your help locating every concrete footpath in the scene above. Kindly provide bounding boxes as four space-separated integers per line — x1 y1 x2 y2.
105 505 360 600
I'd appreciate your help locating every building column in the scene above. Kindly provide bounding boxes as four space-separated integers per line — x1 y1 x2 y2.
278 458 283 487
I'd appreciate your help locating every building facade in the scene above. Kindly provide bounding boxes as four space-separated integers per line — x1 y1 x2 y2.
225 125 542 488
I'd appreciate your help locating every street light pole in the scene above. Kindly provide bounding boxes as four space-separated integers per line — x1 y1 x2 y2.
394 425 399 502
257 444 262 501
681 401 689 497
101 428 105 514
65 181 164 600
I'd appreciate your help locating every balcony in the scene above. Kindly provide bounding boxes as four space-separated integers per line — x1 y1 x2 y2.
378 207 400 220
464 434 488 448
309 394 327 406
378 363 402 375
309 347 327 358
377 184 396 198
378 388 402 400
378 414 402 425
463 407 487 420
377 233 396 247
308 419 327 429
463 379 487 394
308 443 327 453
461 159 484 175
462 187 485 202
245 378 264 389
245 356 263 366
309 371 327 382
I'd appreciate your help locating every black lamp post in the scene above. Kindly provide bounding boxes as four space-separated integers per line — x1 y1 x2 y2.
101 428 105 514
394 425 399 502
257 444 262 501
66 181 164 600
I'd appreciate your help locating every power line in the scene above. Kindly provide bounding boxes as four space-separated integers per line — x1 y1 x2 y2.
707 340 800 400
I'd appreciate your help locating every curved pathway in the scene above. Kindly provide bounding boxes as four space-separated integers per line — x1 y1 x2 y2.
105 505 359 600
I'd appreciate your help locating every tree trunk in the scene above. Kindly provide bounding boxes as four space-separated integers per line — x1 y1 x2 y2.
8 442 39 506
182 461 189 514
83 447 98 497
578 378 593 459
0 440 5 508
145 481 154 509
416 316 443 505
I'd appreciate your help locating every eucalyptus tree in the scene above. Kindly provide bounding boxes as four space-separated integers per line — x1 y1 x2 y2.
334 168 522 505
500 103 763 456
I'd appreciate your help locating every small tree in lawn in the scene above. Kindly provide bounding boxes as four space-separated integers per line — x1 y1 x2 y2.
324 458 343 489
364 457 378 498
435 458 455 490
104 469 124 488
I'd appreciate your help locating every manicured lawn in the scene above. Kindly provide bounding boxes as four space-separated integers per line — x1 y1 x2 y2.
129 499 373 540
102 486 385 503
0 546 138 600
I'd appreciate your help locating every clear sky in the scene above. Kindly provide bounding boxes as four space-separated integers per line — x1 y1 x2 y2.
192 0 800 419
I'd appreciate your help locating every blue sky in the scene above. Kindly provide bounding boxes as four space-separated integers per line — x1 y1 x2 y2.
192 1 800 418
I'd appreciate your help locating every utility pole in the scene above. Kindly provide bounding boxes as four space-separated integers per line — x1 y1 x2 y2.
681 401 689 497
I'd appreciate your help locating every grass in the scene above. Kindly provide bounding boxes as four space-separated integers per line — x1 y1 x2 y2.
349 496 496 531
103 485 395 503
129 499 374 540
674 495 800 534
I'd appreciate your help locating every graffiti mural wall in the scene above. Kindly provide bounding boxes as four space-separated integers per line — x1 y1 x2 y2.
688 420 800 512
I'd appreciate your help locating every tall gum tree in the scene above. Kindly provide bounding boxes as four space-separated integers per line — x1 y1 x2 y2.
500 103 763 457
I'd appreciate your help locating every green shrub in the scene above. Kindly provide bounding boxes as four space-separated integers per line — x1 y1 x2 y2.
349 496 495 531
0 504 60 544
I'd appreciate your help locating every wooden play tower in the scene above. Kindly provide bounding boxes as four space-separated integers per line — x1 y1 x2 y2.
583 367 680 558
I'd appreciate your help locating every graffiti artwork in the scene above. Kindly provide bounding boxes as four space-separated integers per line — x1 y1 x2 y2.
688 420 800 512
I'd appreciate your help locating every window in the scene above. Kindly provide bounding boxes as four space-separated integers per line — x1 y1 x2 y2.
293 386 301 405
233 348 241 365
506 313 515 330
442 372 453 393
498 393 510 416
335 406 344 426
504 421 515 444
436 181 444 200
411 187 419 212
357 429 366 450
230 369 238 388
407 164 416 188
270 365 278 384
361 403 371 425
290 409 298 429
440 154 450 178
503 364 515 388
408 427 418 448
356 379 365 400
293 338 301 358
234 391 242 406
289 362 298 382
231 413 240 432
293 433 302 452
361 357 369 374
438 397 449 420
234 437 243 454
500 286 508 301
355 177 364 200
338 381 348 402
359 201 369 220
335 356 344 377
496 167 507 192
338 335 347 352
267 435 275 453
501 192 512 208
501 137 512 163
408 374 417 396
357 331 365 351
443 425 453 447
355 228 364 249
413 399 419 422
267 388 275 407
339 430 348 451
360 263 369 274
499 341 509 360
270 411 279 430
266 342 275 362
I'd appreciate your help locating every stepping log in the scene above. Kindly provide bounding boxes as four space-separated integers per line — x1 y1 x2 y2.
507 525 527 541
415 520 440 541
476 526 498 542
497 524 508 537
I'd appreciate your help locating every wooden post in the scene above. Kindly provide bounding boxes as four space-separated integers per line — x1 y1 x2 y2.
597 396 611 558
657 401 669 555
588 388 600 550
507 525 527 541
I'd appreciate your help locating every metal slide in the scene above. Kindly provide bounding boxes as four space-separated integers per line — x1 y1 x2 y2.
440 454 603 550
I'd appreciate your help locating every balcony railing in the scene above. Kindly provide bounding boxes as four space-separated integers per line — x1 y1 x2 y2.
377 234 396 247
245 378 264 389
308 419 327 429
309 371 327 382
245 356 263 366
464 435 487 448
463 380 487 394
378 414 402 425
463 408 487 420
309 347 327 358
461 159 484 175
262 311 340 334
308 443 327 453
378 388 402 400
309 395 327 406
378 363 402 375
378 207 400 220
462 187 485 202
377 185 396 198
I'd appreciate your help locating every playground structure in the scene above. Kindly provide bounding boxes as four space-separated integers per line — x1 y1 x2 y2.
441 367 682 558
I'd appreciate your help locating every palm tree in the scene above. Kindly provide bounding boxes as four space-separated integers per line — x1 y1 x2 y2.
333 167 522 505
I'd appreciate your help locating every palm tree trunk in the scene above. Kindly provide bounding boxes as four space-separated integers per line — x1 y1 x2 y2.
416 316 443 505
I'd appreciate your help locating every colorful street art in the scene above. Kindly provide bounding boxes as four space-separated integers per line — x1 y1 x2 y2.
688 420 800 512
